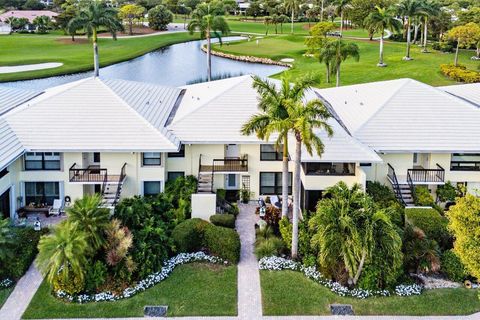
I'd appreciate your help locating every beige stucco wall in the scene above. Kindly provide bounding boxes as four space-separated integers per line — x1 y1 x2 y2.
191 193 216 220
367 153 414 185
301 165 366 191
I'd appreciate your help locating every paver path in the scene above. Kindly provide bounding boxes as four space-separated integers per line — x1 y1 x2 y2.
0 263 43 320
236 203 262 319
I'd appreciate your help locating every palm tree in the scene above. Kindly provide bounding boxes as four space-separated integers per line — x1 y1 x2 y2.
285 83 333 258
328 39 360 87
67 194 110 250
241 75 293 219
284 0 300 34
187 3 230 82
397 0 426 60
333 0 352 37
310 182 402 285
318 40 336 84
0 219 14 266
420 0 439 53
364 6 402 67
68 1 123 77
36 221 89 293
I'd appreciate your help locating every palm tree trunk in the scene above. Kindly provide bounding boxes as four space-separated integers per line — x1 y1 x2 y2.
405 19 411 60
454 41 459 66
129 20 133 35
378 31 385 66
413 23 418 44
336 62 340 87
320 0 324 22
291 9 294 34
291 135 302 259
325 62 330 83
353 249 367 285
93 29 99 77
281 135 289 219
207 30 212 82
340 11 343 37
422 18 428 52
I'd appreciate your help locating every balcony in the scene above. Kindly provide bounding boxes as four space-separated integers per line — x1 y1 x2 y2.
69 163 121 183
199 155 248 173
389 163 445 185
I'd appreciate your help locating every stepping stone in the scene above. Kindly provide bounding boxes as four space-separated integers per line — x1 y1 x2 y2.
144 305 168 317
330 304 354 315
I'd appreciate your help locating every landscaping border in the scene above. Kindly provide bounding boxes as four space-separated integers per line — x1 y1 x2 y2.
259 256 423 299
202 46 292 67
55 252 226 304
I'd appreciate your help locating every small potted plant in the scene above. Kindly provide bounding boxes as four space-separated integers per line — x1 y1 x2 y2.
240 188 251 204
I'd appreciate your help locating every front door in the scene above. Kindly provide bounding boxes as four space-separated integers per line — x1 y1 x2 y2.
413 153 430 169
225 174 239 190
225 144 240 158
0 188 10 219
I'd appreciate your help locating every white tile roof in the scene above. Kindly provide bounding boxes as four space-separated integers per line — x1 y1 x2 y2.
0 118 24 170
4 78 180 152
0 86 41 116
439 83 480 107
317 79 480 153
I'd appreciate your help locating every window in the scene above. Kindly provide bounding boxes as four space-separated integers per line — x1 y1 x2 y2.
142 152 161 166
359 163 372 167
168 145 185 158
93 152 101 163
451 153 480 171
303 162 355 176
167 171 184 181
260 144 283 161
143 181 161 196
24 152 61 170
260 172 292 195
25 182 60 205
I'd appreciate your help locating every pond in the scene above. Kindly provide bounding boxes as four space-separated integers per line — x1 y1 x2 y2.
2 36 287 90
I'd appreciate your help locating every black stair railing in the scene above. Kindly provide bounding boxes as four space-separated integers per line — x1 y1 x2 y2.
387 163 407 206
112 163 127 207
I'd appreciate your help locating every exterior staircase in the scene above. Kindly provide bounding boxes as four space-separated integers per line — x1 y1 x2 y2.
197 172 213 193
387 163 415 207
101 163 127 210
397 184 415 207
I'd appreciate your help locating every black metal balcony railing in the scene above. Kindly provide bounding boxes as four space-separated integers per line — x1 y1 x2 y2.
407 163 445 183
200 155 249 173
69 163 107 183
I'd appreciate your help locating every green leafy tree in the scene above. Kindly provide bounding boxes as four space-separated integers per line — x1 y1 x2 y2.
364 6 402 66
67 194 111 250
68 1 123 77
0 219 14 268
56 0 79 37
264 16 272 35
324 38 360 86
310 182 402 285
318 38 337 83
447 22 480 65
119 4 145 35
305 21 336 53
32 15 52 33
397 0 427 60
447 194 480 279
36 221 90 294
23 0 45 9
187 2 230 81
148 4 173 30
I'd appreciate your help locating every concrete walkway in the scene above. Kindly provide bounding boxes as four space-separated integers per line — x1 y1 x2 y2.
236 203 262 319
0 263 43 320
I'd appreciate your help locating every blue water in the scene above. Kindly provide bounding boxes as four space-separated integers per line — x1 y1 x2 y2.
2 36 286 90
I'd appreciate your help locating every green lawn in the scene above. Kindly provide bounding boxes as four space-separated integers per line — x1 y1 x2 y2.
213 35 480 87
0 287 13 309
261 270 480 316
23 263 237 319
0 32 198 82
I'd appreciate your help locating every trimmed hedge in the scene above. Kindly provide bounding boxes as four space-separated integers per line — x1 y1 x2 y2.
172 218 209 253
440 64 480 83
210 214 236 228
204 224 240 264
405 208 452 250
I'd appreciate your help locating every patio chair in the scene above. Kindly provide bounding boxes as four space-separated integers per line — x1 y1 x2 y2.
270 195 281 209
49 199 63 216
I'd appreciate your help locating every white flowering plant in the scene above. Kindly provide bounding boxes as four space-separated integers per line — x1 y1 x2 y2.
55 252 226 303
0 278 14 288
259 256 423 299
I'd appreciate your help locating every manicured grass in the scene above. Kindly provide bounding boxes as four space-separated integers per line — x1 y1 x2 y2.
0 287 13 309
261 270 480 316
213 35 480 87
0 32 198 82
23 263 237 318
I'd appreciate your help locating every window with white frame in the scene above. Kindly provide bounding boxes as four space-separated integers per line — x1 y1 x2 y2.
259 172 292 195
142 152 161 166
260 144 283 161
24 152 61 170
25 182 60 205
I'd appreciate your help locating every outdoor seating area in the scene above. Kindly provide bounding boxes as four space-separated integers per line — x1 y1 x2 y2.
15 198 67 227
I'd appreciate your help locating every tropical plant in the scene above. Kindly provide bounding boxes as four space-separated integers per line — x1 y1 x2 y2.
36 221 90 294
436 181 457 203
67 194 110 250
0 219 14 267
333 0 352 37
321 39 360 86
32 15 52 33
403 222 440 273
68 0 123 77
284 0 300 34
187 2 230 81
397 0 427 60
310 182 403 286
419 0 440 53
119 4 145 35
447 194 480 279
264 16 272 35
447 23 480 66
148 4 173 30
305 21 336 55
364 6 402 67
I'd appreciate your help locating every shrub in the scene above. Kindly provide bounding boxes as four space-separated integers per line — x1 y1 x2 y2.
414 186 435 206
172 218 209 253
148 5 173 30
204 224 240 263
436 181 457 203
440 64 480 83
441 250 468 282
254 237 284 259
432 41 454 52
228 203 240 216
405 208 451 250
366 181 397 207
210 214 236 228
84 261 108 293
258 206 281 233
165 175 198 221
403 223 441 273
216 189 226 201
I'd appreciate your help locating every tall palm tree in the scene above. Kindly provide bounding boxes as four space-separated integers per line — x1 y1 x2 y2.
0 219 14 266
397 0 426 60
241 75 294 219
68 1 123 77
328 39 360 86
318 40 337 84
188 3 230 82
364 6 402 67
333 0 352 37
285 84 333 258
284 0 300 34
36 221 89 292
420 0 439 53
67 194 111 250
